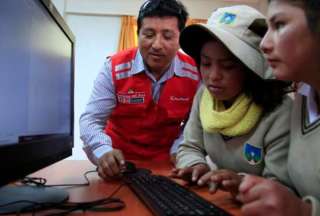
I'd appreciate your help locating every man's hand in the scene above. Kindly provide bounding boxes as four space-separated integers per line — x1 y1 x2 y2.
237 175 312 216
97 149 125 179
170 163 210 184
197 169 243 196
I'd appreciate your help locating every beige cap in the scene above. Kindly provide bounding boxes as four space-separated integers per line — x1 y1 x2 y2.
180 5 269 78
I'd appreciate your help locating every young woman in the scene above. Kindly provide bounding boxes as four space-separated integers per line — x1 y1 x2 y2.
171 5 293 197
238 0 320 215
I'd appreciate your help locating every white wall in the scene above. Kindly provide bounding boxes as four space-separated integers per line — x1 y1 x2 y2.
52 0 122 160
67 15 121 160
62 0 267 19
51 0 268 160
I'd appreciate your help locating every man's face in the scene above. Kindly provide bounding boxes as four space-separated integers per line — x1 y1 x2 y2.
138 16 180 79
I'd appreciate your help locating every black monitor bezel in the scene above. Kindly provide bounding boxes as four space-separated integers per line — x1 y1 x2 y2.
0 0 75 186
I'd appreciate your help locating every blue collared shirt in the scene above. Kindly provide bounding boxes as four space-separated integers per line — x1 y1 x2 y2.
80 50 190 164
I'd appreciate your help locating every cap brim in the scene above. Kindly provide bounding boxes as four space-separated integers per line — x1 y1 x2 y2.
180 23 266 78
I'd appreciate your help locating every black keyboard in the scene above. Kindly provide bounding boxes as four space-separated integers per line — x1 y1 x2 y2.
123 168 232 216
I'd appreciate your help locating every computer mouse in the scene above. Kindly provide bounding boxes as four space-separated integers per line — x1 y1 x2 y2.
123 161 137 173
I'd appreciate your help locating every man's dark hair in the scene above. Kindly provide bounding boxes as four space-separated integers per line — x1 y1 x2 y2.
269 0 320 34
137 0 189 33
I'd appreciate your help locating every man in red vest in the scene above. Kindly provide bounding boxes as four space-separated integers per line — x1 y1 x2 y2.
80 0 199 179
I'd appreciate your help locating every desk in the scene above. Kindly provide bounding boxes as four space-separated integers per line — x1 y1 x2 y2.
32 160 241 215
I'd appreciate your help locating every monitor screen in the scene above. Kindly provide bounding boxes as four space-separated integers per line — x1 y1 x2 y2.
0 0 74 212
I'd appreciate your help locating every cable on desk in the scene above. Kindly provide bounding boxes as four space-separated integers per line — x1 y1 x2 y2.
1 170 126 216
46 183 125 216
20 169 97 187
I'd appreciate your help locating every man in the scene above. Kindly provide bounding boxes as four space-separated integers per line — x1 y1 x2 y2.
80 0 199 179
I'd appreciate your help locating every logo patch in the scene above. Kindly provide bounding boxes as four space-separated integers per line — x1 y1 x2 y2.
243 143 262 165
219 12 236 25
117 91 145 104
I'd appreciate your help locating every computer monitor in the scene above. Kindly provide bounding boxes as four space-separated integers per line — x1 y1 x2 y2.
0 0 74 213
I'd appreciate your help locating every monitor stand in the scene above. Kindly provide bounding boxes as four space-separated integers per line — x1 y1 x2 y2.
0 185 68 214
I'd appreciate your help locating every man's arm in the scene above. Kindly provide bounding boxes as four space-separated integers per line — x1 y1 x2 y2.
80 58 116 165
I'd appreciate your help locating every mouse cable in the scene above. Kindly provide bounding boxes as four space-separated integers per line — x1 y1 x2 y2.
2 171 126 216
20 169 97 187
26 183 126 216
0 183 126 216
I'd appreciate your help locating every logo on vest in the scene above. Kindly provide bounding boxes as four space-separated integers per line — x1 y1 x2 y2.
117 90 145 104
170 96 190 102
243 143 262 165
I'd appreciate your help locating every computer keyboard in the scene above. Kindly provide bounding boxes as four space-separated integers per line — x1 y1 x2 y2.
122 168 232 216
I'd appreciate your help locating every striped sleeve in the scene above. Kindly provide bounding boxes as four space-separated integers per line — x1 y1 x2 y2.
80 58 116 165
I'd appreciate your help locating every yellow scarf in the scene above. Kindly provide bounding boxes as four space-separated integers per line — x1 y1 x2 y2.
200 87 263 137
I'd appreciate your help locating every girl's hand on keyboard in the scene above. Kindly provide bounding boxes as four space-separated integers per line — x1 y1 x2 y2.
170 163 210 184
198 169 243 197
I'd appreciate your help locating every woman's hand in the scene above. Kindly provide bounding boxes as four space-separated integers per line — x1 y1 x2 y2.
198 169 243 196
170 163 210 184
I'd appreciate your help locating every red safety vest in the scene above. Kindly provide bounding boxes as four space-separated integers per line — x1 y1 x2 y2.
105 48 199 160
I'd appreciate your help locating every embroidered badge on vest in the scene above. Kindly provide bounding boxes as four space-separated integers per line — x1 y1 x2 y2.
243 143 262 165
117 89 145 104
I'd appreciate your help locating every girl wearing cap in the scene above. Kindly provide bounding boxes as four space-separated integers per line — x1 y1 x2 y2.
237 0 320 215
171 5 293 197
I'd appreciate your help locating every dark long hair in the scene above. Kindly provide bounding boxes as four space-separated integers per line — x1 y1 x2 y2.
243 69 292 116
